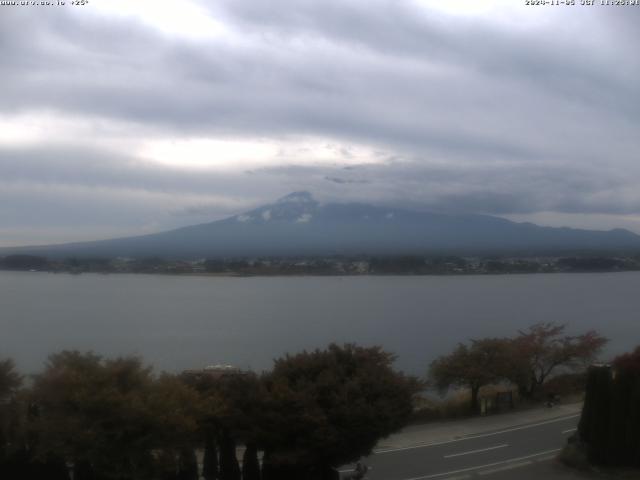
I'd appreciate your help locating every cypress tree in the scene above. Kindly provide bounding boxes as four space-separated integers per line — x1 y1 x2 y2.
219 429 241 480
39 454 70 480
203 433 219 480
2 448 32 480
613 362 640 467
609 368 633 465
631 372 640 467
241 443 260 480
73 459 97 480
177 448 199 480
608 347 640 467
578 367 596 442
578 365 613 465
578 355 640 468
260 451 273 480
155 450 178 480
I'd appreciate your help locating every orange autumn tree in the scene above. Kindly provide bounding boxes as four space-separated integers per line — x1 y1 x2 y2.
508 323 607 399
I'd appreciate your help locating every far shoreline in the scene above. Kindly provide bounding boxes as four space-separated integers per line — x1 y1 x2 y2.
2 268 640 278
3 252 640 277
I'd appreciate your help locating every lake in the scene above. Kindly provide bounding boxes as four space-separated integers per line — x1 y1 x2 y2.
1 271 638 375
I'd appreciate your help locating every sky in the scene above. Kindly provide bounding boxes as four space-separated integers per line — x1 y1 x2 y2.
1 0 640 246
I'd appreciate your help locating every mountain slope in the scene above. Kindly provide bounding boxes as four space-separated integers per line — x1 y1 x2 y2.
3 191 640 258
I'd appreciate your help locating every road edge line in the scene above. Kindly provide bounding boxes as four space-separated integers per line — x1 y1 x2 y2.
401 448 562 480
375 414 579 454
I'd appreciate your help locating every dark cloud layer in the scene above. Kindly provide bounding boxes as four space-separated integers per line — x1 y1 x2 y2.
1 1 639 244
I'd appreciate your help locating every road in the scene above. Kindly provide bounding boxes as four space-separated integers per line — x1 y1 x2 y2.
341 413 582 480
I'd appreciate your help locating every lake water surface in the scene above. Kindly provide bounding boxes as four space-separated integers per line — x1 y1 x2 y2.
1 271 638 375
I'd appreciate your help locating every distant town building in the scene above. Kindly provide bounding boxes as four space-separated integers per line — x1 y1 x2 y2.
182 364 247 382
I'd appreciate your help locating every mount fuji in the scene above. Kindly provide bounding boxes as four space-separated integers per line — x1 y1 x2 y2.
3 192 640 258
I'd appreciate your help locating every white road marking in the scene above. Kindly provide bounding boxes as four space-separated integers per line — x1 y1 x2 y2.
375 414 579 455
562 428 577 434
338 466 374 473
535 455 559 462
443 444 508 459
478 460 532 475
400 448 562 480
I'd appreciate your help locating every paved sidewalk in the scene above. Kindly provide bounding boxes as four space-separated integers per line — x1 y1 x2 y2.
375 402 583 452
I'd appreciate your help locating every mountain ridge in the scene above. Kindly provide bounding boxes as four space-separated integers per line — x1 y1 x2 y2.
2 192 640 259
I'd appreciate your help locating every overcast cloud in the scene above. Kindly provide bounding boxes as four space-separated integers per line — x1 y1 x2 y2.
1 0 639 246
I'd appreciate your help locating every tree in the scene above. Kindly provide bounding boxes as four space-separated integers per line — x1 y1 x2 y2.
429 338 511 413
0 359 24 478
260 344 420 479
31 351 200 480
202 431 219 480
609 346 640 467
31 352 154 479
613 345 640 372
577 347 640 468
508 323 607 399
0 359 22 401
218 429 241 480
177 448 199 480
212 374 263 480
147 373 202 480
181 369 264 480
241 443 260 480
578 365 613 465
0 255 48 271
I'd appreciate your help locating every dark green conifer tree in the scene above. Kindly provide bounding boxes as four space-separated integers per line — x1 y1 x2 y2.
219 429 241 480
202 432 219 480
177 448 199 480
241 443 260 480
